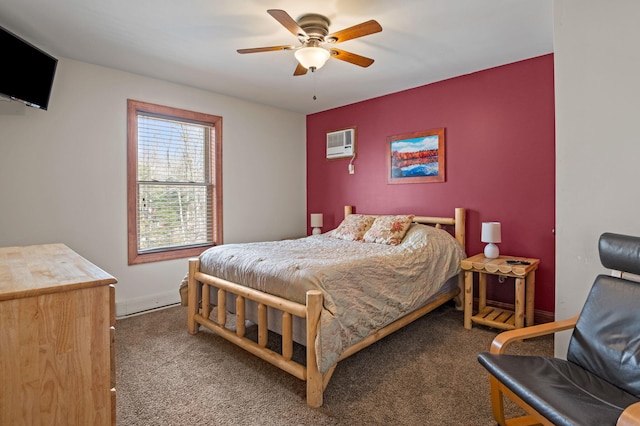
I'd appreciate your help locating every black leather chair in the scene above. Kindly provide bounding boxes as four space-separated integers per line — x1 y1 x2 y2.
477 233 640 426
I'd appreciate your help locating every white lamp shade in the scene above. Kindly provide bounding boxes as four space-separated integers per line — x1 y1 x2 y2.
481 222 502 243
295 47 330 70
310 213 323 228
481 222 501 259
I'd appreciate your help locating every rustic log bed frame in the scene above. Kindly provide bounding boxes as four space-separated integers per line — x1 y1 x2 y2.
187 206 466 407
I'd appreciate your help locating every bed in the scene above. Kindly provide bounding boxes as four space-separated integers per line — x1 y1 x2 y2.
184 206 466 407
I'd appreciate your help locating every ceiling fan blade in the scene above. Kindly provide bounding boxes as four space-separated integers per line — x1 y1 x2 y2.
326 20 382 44
330 48 375 67
293 63 308 76
237 45 296 54
267 9 307 39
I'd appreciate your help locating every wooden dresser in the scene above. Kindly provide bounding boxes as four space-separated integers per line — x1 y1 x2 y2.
0 243 117 425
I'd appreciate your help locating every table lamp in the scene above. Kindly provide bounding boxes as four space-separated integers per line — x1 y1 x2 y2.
310 213 323 235
481 222 501 259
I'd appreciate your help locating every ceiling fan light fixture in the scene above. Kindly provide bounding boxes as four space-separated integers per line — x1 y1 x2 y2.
295 46 330 70
239 10 381 76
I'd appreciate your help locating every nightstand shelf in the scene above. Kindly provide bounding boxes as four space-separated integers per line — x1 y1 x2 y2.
472 306 516 329
461 254 540 330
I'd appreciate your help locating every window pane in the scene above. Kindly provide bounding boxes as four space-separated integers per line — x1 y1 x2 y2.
137 184 211 252
138 116 206 183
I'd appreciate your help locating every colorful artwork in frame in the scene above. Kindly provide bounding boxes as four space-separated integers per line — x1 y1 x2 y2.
386 128 445 184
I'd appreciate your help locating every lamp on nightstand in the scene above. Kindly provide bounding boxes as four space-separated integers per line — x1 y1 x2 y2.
481 222 501 259
310 213 323 235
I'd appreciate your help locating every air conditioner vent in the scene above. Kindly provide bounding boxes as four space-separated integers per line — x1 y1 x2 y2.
326 128 355 159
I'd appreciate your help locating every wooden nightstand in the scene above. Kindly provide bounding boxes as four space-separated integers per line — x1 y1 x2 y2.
461 254 540 330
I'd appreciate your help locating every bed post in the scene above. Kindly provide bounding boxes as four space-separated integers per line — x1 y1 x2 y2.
454 207 466 249
306 290 323 407
187 258 201 335
454 208 466 310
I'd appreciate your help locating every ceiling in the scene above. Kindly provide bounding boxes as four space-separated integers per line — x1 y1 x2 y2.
0 0 553 115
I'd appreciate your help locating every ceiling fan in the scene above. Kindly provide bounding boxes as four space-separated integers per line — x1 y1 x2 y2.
237 9 382 76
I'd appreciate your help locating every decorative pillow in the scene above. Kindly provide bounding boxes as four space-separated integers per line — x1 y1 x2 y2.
332 214 376 241
363 215 415 245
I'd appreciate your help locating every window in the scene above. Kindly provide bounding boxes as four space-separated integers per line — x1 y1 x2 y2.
127 99 222 265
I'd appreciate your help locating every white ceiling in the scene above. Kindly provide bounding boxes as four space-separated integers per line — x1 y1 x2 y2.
0 0 553 115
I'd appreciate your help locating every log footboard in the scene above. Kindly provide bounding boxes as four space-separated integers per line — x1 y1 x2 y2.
187 257 461 407
187 257 326 407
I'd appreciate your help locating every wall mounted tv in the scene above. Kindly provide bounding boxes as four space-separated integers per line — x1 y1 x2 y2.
1 26 58 110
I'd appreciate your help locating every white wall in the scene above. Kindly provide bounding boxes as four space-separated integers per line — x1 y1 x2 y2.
554 0 640 356
0 58 307 316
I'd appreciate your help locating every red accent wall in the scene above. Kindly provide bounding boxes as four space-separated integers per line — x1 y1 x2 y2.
306 54 556 314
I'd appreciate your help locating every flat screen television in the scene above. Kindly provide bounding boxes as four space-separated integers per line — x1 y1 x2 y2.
0 26 58 110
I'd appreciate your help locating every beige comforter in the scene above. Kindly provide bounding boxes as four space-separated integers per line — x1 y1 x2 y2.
191 224 465 372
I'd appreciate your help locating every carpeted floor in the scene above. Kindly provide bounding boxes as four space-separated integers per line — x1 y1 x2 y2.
115 303 552 425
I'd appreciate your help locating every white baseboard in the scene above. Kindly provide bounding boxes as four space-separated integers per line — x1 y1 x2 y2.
116 290 181 318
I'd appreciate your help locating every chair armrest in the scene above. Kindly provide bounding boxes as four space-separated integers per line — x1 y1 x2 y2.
490 315 579 354
618 402 640 426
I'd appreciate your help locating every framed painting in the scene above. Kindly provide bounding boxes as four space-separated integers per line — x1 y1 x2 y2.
386 128 445 184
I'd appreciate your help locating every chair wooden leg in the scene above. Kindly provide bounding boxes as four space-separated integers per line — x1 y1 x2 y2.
489 375 508 426
489 375 551 426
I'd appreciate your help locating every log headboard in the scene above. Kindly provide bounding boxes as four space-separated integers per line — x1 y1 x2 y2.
343 205 466 250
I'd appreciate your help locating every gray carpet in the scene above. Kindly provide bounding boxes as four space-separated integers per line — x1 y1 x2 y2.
115 303 552 425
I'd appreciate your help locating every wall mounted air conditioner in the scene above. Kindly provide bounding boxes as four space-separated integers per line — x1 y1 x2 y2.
326 127 356 159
